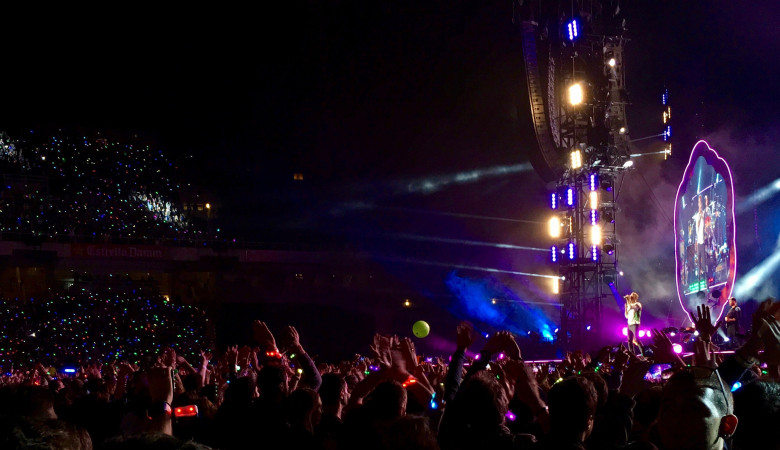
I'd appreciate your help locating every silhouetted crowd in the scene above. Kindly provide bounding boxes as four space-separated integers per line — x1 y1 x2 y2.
2 298 780 450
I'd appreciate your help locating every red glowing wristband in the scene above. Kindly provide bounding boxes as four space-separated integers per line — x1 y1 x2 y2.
402 376 417 388
265 350 282 359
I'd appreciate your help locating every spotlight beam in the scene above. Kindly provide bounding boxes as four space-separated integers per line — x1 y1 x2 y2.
732 246 780 299
378 256 562 280
383 233 548 252
736 177 780 214
372 206 544 224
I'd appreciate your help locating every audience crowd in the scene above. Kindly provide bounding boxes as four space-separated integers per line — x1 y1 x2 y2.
2 295 780 450
0 130 215 242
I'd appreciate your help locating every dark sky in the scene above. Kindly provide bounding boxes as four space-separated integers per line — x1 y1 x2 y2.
2 2 779 308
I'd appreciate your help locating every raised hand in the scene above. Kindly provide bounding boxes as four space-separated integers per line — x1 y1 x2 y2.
482 331 522 360
370 334 393 369
281 325 304 354
399 337 419 369
619 360 653 398
147 366 174 404
689 304 721 343
252 320 277 351
456 321 474 351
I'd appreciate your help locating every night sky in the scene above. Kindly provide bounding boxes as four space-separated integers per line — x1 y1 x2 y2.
2 2 779 321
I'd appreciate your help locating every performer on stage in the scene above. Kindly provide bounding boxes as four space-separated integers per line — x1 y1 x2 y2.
624 292 643 355
724 296 741 347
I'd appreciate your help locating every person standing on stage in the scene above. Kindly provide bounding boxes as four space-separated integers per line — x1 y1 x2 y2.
724 297 741 346
624 292 643 355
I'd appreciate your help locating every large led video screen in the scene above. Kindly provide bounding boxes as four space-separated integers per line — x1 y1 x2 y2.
674 141 736 319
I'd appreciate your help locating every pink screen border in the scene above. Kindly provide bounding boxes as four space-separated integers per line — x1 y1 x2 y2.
673 140 737 323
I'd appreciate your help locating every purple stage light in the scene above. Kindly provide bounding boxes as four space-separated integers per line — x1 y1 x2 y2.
566 187 575 206
590 210 598 225
498 353 505 360
506 411 517 422
568 242 575 260
551 245 558 262
672 344 683 354
591 245 598 261
551 193 558 209
638 330 646 338
590 173 598 191
622 327 628 336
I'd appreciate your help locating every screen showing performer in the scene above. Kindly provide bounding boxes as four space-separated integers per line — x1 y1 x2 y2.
674 141 737 320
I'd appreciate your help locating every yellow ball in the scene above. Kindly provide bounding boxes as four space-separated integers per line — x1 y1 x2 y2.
413 320 430 338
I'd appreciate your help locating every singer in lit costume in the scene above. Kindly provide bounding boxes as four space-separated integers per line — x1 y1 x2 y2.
624 292 643 355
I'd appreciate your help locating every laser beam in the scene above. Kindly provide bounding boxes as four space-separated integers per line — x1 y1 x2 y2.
383 233 548 252
378 256 562 280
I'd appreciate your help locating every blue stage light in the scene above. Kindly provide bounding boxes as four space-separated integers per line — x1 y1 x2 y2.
590 173 598 191
566 188 575 207
551 192 558 209
551 245 558 262
591 245 599 261
567 19 579 41
568 242 576 260
590 210 598 225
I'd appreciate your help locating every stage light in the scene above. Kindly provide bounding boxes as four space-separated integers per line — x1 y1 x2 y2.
590 210 598 225
551 192 558 209
551 245 558 262
591 245 599 261
619 271 624 276
590 224 601 245
622 160 634 168
491 299 497 305
603 241 615 254
568 83 584 106
570 149 582 169
723 336 730 342
566 19 579 41
585 325 591 331
554 327 559 333
619 127 626 134
601 208 615 223
589 191 598 210
669 332 676 337
549 216 561 238
672 344 682 354
600 176 613 192
622 327 628 336
568 242 576 260
552 277 559 294
566 187 575 206
608 58 616 67
404 299 411 307
638 330 646 338
589 173 598 191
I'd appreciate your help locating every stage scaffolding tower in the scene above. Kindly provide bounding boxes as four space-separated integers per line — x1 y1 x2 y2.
524 3 634 350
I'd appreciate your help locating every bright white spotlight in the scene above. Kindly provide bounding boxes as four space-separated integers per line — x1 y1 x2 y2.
622 160 634 168
673 344 683 354
589 191 598 210
590 224 602 246
570 149 582 169
549 216 561 238
552 277 559 294
568 83 584 106
608 58 616 67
